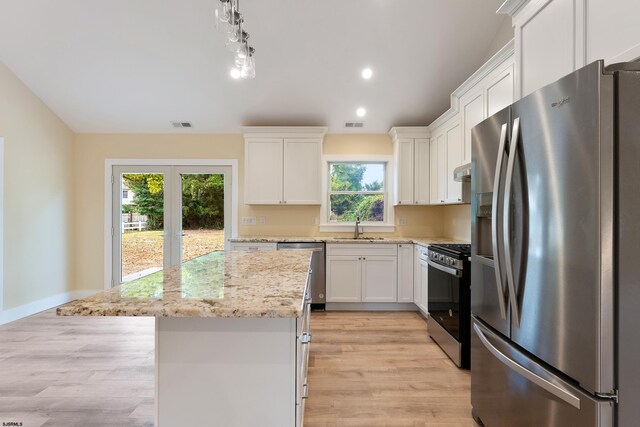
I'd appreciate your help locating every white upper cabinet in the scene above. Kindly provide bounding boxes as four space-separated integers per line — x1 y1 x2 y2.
445 118 463 204
414 138 430 204
500 0 640 99
460 91 484 165
245 138 283 204
389 127 430 206
486 62 515 117
243 127 327 205
283 138 322 204
586 0 640 64
435 130 447 204
429 137 439 205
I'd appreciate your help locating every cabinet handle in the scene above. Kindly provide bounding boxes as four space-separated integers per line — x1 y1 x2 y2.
301 333 312 344
441 199 444 203
363 257 366 260
415 201 418 204
458 198 461 202
302 384 309 399
398 201 401 204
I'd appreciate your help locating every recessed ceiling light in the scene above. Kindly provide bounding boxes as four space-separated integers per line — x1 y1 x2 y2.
230 68 241 79
356 107 366 117
361 68 373 79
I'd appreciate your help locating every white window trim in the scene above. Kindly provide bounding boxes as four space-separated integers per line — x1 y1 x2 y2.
104 159 239 290
320 154 395 233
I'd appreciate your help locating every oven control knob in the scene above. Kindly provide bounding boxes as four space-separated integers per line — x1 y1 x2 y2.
438 254 445 262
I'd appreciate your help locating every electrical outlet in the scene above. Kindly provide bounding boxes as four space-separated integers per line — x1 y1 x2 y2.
241 217 256 225
398 217 407 226
257 216 267 225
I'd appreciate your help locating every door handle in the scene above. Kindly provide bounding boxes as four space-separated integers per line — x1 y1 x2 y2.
426 259 461 277
473 323 580 409
503 117 521 326
491 123 509 320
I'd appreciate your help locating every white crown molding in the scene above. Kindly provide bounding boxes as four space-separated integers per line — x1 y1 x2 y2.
428 39 515 131
388 127 430 141
242 126 328 139
497 0 531 17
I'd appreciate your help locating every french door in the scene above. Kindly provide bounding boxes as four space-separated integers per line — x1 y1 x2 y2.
111 165 231 286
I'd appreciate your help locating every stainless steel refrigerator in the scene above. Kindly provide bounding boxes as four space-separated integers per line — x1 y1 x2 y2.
470 60 640 427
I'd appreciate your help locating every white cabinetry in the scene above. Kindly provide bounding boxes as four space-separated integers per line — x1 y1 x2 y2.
427 117 464 205
397 244 414 303
461 91 484 165
413 245 428 315
326 256 361 302
326 244 399 303
389 128 430 206
244 127 327 205
500 0 640 99
445 118 463 204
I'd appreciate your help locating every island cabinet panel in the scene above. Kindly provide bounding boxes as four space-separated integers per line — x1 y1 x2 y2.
156 317 297 426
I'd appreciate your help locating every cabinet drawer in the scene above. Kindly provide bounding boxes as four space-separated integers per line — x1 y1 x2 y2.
326 243 398 257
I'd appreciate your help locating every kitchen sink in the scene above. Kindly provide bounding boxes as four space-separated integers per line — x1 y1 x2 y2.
334 237 386 240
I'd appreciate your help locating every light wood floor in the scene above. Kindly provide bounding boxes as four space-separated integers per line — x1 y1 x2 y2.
305 312 478 427
0 309 477 426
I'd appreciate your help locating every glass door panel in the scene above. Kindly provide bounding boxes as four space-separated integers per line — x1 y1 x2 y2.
113 167 170 285
180 173 226 263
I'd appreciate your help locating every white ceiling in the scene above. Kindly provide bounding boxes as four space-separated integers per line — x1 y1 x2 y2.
0 0 508 133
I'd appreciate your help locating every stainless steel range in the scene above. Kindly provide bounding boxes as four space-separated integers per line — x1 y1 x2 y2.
426 243 471 369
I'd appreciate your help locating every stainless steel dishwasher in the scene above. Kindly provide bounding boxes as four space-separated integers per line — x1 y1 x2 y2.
277 242 325 310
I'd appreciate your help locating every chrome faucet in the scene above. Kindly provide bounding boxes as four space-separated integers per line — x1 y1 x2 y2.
354 216 362 239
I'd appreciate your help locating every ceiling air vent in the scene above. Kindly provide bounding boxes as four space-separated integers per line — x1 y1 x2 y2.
344 121 364 129
171 121 193 128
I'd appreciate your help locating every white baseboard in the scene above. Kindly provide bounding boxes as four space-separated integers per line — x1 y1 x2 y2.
0 290 97 325
325 302 420 312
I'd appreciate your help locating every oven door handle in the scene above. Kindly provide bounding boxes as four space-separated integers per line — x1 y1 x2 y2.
427 259 461 277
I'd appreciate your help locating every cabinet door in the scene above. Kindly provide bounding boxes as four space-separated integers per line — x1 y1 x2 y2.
397 244 414 303
245 138 283 204
519 0 575 97
414 138 430 205
283 138 321 204
486 63 514 117
436 131 447 204
586 0 640 64
420 259 429 313
445 120 463 203
362 256 397 302
461 92 484 165
413 246 422 307
429 138 439 204
394 138 414 205
326 256 361 302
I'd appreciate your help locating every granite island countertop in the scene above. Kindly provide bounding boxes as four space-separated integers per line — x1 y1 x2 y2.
229 236 469 246
57 250 312 318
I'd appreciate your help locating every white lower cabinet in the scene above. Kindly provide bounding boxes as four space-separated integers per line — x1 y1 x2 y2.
326 244 401 303
397 244 414 303
326 256 362 302
413 245 429 315
362 256 397 302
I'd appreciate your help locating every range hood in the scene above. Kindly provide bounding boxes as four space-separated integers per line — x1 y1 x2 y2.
453 163 472 182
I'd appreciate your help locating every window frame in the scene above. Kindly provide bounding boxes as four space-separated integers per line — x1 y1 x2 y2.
320 155 395 232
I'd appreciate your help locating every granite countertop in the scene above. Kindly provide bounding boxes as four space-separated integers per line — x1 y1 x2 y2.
57 250 312 319
229 236 469 246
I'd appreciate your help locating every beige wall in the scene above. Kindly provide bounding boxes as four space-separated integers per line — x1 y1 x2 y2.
442 205 471 241
0 61 75 309
73 132 447 291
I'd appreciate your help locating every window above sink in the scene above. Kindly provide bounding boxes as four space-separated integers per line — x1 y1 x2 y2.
320 155 395 233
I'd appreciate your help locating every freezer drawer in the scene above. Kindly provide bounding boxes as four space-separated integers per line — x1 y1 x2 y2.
471 319 613 427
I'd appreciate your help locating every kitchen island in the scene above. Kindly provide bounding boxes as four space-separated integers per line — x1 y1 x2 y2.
58 250 313 427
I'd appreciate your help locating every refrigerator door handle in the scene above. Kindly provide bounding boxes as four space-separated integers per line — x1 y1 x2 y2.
473 323 581 409
503 117 521 326
491 123 509 320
